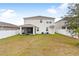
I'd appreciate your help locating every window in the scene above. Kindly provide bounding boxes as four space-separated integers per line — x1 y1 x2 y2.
40 20 42 23
46 27 48 31
49 21 52 24
46 21 52 24
62 26 65 29
37 27 39 31
67 27 70 29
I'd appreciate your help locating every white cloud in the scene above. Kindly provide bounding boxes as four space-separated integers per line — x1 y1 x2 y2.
58 3 69 9
0 9 23 25
47 3 69 18
46 3 69 22
0 9 17 19
0 9 6 12
47 8 57 14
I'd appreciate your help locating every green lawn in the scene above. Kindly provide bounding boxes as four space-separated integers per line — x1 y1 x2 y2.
0 33 79 56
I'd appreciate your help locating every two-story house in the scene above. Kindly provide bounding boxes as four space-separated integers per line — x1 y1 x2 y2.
20 16 55 34
55 19 71 36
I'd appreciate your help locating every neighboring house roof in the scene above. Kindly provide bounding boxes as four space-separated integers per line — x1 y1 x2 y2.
20 24 37 27
55 19 67 23
23 16 55 20
0 21 18 28
55 16 72 23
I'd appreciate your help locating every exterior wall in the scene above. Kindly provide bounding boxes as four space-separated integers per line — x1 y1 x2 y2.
0 30 19 39
55 20 67 29
55 20 72 36
56 29 71 36
55 19 79 39
24 18 55 34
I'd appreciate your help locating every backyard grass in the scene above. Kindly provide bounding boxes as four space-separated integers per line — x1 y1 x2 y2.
0 33 79 56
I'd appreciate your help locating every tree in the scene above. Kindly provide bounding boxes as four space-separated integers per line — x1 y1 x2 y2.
64 4 79 38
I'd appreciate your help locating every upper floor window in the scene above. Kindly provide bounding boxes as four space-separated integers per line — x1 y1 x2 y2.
67 27 70 29
62 26 66 29
46 21 52 24
65 22 67 24
49 21 52 24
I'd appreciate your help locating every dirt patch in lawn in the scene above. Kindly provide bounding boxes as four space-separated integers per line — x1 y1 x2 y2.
0 34 79 56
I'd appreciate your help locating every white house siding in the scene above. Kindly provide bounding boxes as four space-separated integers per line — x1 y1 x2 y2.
55 20 79 39
0 30 19 39
56 29 71 36
55 20 72 36
24 16 55 34
56 29 79 39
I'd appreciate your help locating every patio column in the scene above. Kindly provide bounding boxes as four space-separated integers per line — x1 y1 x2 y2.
20 26 22 34
33 26 35 35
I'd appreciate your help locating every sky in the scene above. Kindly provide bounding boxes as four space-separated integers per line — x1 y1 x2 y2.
0 3 69 25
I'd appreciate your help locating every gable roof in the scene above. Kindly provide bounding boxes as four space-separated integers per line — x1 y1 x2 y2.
55 18 67 23
23 16 55 20
55 16 72 23
0 21 18 28
55 19 66 23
